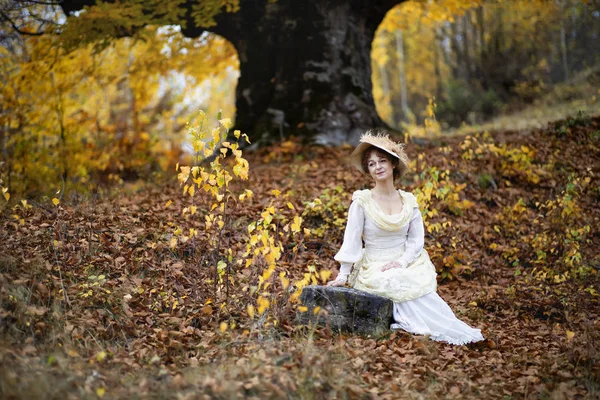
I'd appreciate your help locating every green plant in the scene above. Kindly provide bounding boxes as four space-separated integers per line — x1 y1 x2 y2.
477 172 496 189
553 110 592 136
302 186 349 240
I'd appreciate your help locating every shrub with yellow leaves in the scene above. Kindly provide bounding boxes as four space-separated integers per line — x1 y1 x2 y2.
489 171 594 282
243 189 310 328
302 186 349 240
173 112 315 329
173 111 250 305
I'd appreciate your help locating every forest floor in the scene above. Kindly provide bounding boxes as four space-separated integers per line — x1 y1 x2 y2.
1 113 599 399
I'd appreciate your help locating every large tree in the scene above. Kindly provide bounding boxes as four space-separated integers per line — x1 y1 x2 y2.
52 0 403 144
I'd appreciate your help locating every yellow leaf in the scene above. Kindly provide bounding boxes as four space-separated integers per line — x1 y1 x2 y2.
96 351 107 362
319 270 332 284
212 127 221 144
219 322 228 332
280 274 290 290
170 237 177 249
52 198 60 206
286 202 295 210
188 185 195 197
219 118 233 130
291 216 302 233
271 189 281 198
247 304 255 318
165 200 173 208
257 296 269 315
298 306 308 313
67 349 80 357
178 166 190 183
313 306 321 315
96 388 106 398
234 129 241 139
566 330 575 342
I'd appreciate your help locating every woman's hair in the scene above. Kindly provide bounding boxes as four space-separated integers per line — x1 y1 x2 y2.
361 146 401 181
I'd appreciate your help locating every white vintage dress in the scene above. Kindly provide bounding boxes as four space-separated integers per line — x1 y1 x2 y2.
334 189 484 345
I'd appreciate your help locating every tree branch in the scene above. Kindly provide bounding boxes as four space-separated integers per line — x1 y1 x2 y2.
0 10 46 36
14 0 61 5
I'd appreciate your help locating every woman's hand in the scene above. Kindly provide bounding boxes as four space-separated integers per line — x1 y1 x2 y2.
381 261 405 272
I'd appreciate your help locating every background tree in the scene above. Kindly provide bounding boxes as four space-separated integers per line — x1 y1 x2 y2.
47 0 405 145
0 3 237 195
372 0 600 129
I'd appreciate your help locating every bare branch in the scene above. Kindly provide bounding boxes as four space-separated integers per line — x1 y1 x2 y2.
12 0 62 5
0 10 46 35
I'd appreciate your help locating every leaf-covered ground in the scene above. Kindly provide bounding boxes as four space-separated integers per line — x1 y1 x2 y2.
1 115 599 399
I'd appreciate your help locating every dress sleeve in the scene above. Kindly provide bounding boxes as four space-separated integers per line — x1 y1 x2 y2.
333 200 365 264
397 207 425 268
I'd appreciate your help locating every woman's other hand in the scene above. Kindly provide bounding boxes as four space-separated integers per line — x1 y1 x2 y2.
381 261 405 271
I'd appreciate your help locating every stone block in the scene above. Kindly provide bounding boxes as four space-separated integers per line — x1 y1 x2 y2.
296 285 393 337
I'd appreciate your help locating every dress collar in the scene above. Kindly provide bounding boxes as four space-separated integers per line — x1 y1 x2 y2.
353 189 415 231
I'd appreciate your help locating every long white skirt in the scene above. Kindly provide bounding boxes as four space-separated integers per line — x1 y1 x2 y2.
392 291 484 345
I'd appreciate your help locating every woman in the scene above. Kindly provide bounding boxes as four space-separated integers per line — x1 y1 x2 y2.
327 130 484 345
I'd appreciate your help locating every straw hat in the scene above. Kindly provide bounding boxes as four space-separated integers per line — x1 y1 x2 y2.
349 130 409 177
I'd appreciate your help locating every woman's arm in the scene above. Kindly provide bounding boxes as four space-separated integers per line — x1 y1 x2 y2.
328 200 365 286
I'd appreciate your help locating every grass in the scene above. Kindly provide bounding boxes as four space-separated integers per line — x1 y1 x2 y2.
406 67 600 139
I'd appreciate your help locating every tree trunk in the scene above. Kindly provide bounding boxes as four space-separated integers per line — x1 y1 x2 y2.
449 22 463 80
60 0 404 145
377 60 393 124
475 6 487 86
395 29 410 123
184 0 403 145
461 13 471 81
556 0 570 82
433 29 443 101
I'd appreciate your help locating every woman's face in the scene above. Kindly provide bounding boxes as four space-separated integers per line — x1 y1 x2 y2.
367 151 394 182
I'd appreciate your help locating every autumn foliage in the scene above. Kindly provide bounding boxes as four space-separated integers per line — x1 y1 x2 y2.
372 0 600 130
1 0 599 398
1 8 237 197
1 112 599 398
